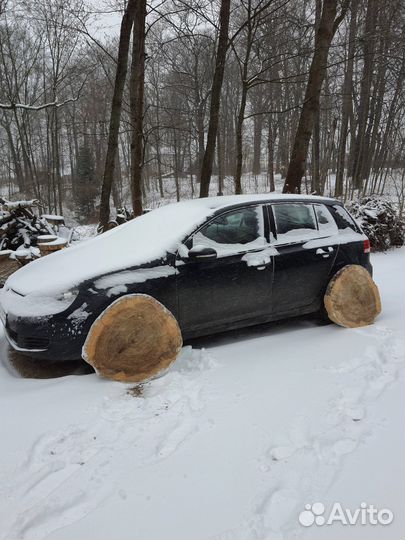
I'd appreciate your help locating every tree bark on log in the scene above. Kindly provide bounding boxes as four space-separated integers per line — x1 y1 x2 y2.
324 265 381 328
82 295 183 382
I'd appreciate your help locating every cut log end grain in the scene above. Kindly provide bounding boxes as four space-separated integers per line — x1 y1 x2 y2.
38 236 67 256
324 264 381 328
82 294 183 383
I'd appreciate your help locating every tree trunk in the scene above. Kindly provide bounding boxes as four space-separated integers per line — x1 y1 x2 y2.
199 0 231 197
311 0 322 194
234 83 248 194
335 0 358 197
267 118 276 192
129 0 147 217
283 0 349 193
351 0 378 190
173 131 181 202
252 87 263 175
312 110 321 193
196 101 205 175
371 54 405 190
99 0 136 229
217 123 224 195
53 106 63 215
320 116 337 194
362 37 387 194
252 113 263 176
3 121 24 191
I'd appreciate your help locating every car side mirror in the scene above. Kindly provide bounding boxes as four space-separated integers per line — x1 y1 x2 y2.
187 245 217 260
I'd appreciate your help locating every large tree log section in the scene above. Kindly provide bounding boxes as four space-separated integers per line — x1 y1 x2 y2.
324 265 381 328
82 294 182 382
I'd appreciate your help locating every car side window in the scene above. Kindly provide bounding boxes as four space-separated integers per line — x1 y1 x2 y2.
314 204 338 236
329 204 359 232
190 206 267 254
273 203 318 243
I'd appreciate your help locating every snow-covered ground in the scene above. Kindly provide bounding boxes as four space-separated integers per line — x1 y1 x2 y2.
0 248 404 540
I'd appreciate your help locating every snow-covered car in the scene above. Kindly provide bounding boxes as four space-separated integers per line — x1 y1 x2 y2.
0 194 372 361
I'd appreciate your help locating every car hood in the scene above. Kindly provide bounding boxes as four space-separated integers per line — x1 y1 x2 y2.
6 238 171 300
5 200 215 297
5 229 164 298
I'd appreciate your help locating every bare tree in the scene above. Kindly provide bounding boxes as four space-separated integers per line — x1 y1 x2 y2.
99 0 136 229
335 0 358 197
1 0 405 221
129 0 147 217
283 0 350 194
199 0 231 198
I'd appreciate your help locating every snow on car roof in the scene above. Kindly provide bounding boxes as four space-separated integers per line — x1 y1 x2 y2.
4 194 337 297
176 192 336 210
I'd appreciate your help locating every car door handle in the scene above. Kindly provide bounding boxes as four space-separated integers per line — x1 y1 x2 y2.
250 261 272 270
316 247 334 258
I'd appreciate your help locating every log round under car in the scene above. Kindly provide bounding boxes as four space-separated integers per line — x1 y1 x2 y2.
324 264 381 328
82 294 183 382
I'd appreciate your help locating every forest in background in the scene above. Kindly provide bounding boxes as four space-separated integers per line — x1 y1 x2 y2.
0 0 404 225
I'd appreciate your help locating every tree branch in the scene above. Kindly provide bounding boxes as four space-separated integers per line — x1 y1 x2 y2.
0 77 87 111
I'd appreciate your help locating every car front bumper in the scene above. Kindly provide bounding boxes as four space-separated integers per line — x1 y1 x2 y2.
3 312 90 362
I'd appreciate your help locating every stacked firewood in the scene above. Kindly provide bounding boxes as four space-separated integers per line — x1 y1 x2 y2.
96 206 134 234
0 198 54 253
0 198 71 285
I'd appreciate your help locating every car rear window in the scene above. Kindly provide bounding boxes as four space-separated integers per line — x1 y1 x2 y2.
329 204 359 231
314 204 338 236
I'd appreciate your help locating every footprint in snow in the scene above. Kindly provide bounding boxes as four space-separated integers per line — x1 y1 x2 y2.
259 488 300 534
6 448 114 540
254 331 404 536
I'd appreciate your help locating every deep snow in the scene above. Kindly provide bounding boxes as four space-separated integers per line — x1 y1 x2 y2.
0 248 404 540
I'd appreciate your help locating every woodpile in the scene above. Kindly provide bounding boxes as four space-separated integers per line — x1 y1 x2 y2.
0 198 71 284
37 235 68 256
83 294 183 382
0 198 53 252
324 265 381 328
97 206 134 234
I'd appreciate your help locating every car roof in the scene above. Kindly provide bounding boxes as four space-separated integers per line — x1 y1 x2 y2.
159 193 339 210
6 193 340 296
156 193 339 214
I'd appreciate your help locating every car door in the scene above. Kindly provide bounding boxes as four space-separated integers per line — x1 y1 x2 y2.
268 202 339 315
176 204 274 333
